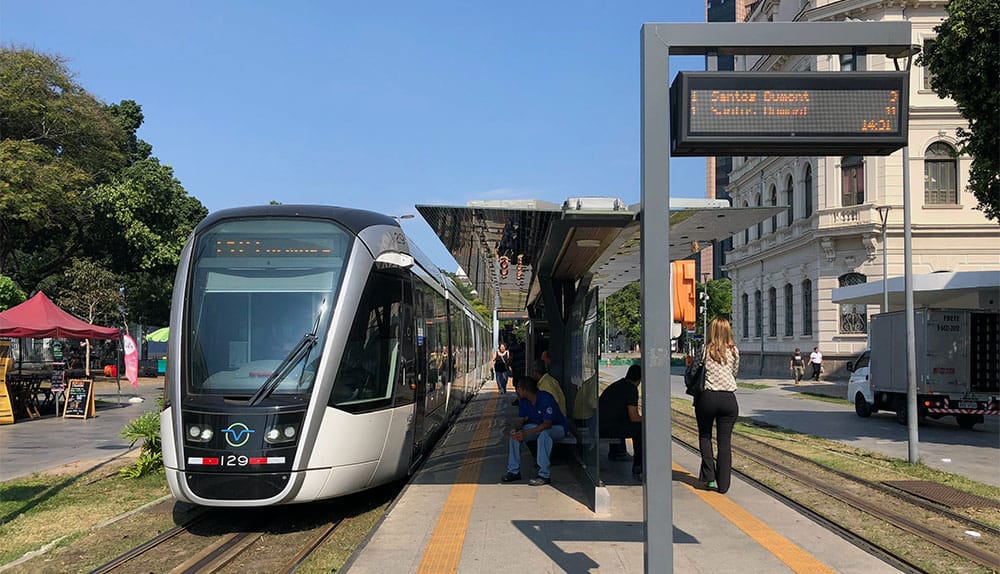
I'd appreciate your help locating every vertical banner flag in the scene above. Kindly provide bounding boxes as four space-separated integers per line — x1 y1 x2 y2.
123 334 139 389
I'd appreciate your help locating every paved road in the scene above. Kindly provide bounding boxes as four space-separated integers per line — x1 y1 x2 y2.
0 378 163 482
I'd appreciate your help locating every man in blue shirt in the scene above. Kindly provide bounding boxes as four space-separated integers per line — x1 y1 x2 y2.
501 377 567 486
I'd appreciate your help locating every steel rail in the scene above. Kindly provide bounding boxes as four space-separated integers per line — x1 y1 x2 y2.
278 518 345 573
670 430 926 574
89 513 208 574
671 413 1000 570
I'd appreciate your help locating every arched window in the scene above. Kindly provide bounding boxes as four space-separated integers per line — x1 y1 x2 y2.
742 293 749 339
838 273 868 334
785 175 794 227
768 286 777 337
755 194 763 239
925 142 958 204
743 201 750 244
769 185 778 233
841 156 865 206
754 290 762 338
784 283 794 336
803 164 813 217
801 279 812 336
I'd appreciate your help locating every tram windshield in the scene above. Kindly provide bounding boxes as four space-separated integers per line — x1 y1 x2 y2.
185 218 351 397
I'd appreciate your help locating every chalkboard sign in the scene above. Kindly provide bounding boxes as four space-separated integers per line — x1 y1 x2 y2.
63 379 95 419
50 368 66 394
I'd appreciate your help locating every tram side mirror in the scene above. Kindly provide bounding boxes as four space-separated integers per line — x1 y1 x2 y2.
375 252 414 269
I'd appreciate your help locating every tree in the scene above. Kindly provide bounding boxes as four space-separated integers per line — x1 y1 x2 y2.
57 258 124 374
0 48 126 292
0 274 26 312
84 158 206 325
1 49 206 324
704 278 733 324
605 282 642 350
921 0 1000 221
108 100 154 165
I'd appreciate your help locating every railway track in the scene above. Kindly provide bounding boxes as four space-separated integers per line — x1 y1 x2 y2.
671 408 1000 573
90 513 345 574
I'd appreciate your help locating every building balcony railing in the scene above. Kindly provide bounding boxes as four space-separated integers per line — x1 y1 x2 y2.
725 203 882 263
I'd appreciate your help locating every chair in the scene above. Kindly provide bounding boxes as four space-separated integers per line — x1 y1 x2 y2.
0 357 14 424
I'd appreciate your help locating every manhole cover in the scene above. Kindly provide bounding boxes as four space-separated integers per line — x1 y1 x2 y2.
884 480 1000 509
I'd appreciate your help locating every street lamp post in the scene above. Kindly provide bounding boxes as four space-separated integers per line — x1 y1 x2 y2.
699 291 709 352
876 206 891 313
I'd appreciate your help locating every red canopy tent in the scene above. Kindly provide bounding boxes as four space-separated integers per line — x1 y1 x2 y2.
0 292 120 339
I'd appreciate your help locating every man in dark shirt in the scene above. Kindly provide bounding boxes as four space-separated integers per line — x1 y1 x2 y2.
598 365 643 476
501 377 567 486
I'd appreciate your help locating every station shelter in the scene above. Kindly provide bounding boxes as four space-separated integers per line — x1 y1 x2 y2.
417 196 780 509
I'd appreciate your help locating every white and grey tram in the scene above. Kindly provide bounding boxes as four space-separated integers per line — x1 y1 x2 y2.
161 205 492 506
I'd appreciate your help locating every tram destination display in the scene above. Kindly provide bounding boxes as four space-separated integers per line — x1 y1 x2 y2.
670 72 908 156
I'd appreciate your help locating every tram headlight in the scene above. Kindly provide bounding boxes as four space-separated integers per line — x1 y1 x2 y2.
264 424 298 444
186 424 213 443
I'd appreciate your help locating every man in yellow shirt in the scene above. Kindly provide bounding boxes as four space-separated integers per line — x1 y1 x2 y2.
531 359 566 417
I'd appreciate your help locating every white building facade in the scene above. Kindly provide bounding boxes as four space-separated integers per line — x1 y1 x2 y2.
722 0 1000 378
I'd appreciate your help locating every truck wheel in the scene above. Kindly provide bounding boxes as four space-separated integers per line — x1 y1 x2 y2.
956 415 978 430
854 393 872 418
895 407 907 425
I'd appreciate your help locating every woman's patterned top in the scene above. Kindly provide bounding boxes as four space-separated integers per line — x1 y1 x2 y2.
703 346 740 392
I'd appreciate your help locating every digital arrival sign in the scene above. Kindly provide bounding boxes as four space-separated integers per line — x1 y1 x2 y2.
670 72 908 156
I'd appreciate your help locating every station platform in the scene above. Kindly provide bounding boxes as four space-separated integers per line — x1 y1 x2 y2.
343 376 902 574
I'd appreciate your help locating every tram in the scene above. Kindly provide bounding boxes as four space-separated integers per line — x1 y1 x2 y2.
161 205 491 506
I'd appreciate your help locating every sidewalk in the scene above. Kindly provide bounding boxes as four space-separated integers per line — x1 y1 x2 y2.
0 377 163 482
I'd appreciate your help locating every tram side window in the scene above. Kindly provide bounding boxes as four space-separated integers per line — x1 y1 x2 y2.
330 271 402 408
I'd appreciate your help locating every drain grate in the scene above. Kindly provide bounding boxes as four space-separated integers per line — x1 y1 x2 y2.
884 480 1000 509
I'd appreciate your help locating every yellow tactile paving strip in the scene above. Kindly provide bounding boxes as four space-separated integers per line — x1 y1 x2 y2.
673 461 836 574
416 393 498 573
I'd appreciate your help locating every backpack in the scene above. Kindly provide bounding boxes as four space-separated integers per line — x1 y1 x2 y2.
684 354 706 397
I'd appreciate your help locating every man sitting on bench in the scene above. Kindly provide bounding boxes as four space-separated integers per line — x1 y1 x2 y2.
598 365 643 477
501 377 567 486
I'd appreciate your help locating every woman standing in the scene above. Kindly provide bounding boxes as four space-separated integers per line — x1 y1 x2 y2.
696 318 740 494
491 343 512 394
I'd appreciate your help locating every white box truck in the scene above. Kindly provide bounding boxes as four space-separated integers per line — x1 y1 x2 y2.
847 308 999 429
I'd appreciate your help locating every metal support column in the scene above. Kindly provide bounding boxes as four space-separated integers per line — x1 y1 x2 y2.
640 25 672 573
903 144 919 462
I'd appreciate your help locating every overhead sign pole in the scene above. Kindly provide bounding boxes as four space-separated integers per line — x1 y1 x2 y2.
640 21 912 574
640 25 672 571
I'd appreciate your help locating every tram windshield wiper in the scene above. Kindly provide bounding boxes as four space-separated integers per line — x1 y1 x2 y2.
247 299 326 406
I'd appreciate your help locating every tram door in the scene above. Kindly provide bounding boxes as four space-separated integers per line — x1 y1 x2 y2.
410 279 442 463
400 277 425 466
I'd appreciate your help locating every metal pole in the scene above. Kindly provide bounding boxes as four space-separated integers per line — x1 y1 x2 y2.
877 206 891 312
640 24 672 573
603 291 608 354
902 145 919 463
759 259 765 376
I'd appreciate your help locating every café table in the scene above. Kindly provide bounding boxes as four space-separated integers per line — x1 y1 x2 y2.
5 375 43 420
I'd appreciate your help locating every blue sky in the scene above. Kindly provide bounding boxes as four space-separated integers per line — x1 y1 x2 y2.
4 1 709 270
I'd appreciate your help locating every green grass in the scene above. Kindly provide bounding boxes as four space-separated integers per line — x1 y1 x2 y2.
736 382 770 390
795 391 850 405
0 460 169 566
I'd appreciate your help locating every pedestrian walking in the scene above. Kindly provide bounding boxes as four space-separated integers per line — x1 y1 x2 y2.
789 348 805 385
809 347 823 381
